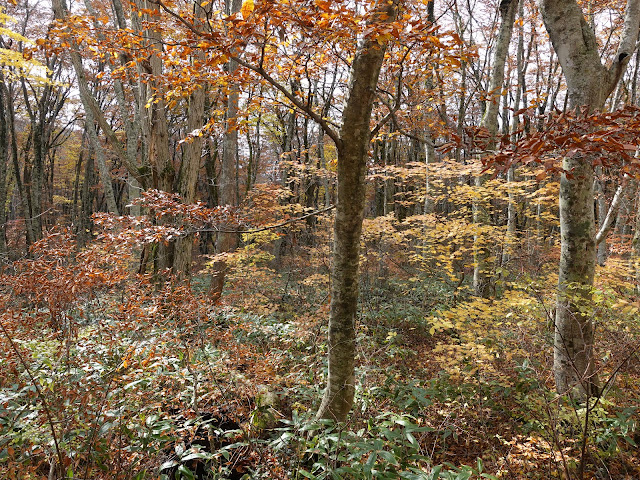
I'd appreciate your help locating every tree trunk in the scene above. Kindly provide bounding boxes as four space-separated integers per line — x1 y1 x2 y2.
503 166 517 265
72 133 86 232
316 0 398 422
555 156 598 396
423 0 436 216
473 0 517 297
211 0 242 299
633 186 640 294
538 0 640 397
173 1 207 279
595 169 608 266
504 0 527 264
85 109 119 215
79 138 96 247
29 87 47 240
144 3 175 273
5 81 34 248
596 179 626 252
0 73 10 255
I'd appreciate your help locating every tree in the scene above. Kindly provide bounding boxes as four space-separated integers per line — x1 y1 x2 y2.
2 3 72 249
537 0 640 396
314 0 400 421
473 0 517 297
235 0 403 421
210 0 241 299
153 0 445 420
51 0 214 278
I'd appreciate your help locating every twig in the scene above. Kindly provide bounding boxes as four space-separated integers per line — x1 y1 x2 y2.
187 204 336 235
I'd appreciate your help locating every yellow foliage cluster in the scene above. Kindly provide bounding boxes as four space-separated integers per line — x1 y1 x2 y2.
0 9 51 84
427 290 538 384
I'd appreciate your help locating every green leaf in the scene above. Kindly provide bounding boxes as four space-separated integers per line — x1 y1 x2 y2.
430 465 442 479
365 450 377 470
160 460 178 471
181 452 213 462
124 379 147 390
298 469 315 478
378 450 399 466
177 465 195 480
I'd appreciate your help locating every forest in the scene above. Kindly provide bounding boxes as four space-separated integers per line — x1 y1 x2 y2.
0 0 639 478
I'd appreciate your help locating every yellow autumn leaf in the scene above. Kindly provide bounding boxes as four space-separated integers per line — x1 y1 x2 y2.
241 0 254 19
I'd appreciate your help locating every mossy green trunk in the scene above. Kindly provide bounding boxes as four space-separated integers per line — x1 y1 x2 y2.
316 0 397 422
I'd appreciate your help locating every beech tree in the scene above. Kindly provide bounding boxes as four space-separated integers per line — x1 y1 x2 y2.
312 0 400 421
2 3 72 249
210 0 241 299
473 0 517 298
537 0 640 396
51 0 216 278
150 0 452 420
233 0 402 421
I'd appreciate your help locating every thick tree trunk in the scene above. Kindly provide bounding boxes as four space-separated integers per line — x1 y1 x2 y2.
555 157 598 395
538 0 640 397
145 7 175 273
316 0 398 422
211 0 242 299
173 2 207 279
85 109 119 215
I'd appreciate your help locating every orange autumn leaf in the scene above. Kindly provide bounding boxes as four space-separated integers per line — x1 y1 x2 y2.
241 0 254 19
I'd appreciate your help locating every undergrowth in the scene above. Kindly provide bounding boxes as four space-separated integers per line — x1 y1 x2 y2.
0 217 639 480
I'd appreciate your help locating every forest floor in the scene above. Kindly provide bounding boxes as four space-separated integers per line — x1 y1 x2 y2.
1 234 639 480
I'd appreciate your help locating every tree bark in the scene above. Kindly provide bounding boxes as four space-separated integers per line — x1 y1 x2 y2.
85 108 119 215
473 0 517 297
173 1 207 279
211 0 242 299
633 186 640 295
596 180 626 248
79 136 96 246
315 0 398 422
595 169 608 265
0 73 10 255
4 80 34 248
538 0 640 397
